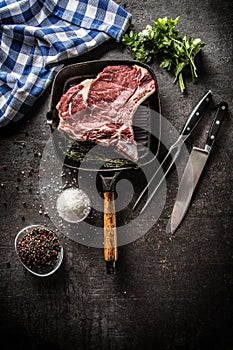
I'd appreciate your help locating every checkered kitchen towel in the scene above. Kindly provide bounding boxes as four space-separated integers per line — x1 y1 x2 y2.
0 0 132 127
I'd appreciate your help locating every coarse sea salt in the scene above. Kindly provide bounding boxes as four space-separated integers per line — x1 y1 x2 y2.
56 187 91 223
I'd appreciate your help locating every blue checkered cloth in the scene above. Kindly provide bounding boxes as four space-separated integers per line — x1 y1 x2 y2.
0 0 132 127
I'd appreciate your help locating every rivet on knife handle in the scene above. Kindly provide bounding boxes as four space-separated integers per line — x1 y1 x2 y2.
205 101 228 150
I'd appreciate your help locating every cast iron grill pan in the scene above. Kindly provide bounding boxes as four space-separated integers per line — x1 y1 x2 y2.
47 60 161 273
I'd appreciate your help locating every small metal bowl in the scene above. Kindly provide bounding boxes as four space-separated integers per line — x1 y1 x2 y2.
15 225 63 277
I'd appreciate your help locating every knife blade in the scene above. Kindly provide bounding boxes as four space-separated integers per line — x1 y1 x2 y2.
168 101 228 235
133 90 213 214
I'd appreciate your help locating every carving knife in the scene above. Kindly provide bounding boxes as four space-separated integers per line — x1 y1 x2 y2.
133 90 213 214
168 101 228 235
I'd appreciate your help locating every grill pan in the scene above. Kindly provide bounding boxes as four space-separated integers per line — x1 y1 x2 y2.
47 60 161 273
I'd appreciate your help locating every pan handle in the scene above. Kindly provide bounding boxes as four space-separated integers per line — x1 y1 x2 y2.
100 172 120 274
104 191 118 274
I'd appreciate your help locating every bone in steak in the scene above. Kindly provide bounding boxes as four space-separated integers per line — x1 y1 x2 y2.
57 65 156 162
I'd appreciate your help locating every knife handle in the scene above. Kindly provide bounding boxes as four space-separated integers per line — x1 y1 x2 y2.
180 90 212 138
205 101 228 148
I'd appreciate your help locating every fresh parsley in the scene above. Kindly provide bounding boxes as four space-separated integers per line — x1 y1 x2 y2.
122 17 205 92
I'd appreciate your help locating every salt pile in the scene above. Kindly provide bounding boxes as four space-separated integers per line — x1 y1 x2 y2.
56 187 91 223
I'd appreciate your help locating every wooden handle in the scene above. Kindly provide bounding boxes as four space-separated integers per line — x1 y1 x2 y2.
103 191 118 266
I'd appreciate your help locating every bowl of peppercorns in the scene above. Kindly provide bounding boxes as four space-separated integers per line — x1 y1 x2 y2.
15 225 63 277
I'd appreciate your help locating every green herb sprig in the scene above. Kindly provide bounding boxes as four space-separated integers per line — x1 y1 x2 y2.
122 17 205 92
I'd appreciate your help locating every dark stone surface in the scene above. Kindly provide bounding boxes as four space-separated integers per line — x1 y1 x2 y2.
0 1 233 349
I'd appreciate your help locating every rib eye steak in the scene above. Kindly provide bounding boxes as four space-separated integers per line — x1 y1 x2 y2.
57 65 156 162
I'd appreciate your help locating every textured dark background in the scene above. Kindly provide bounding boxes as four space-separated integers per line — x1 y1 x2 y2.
0 0 233 349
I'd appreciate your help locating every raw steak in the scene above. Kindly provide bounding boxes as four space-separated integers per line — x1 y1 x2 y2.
57 65 156 162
